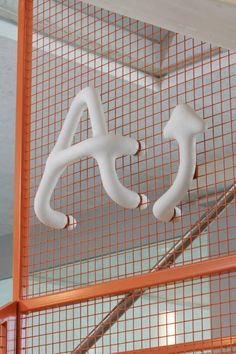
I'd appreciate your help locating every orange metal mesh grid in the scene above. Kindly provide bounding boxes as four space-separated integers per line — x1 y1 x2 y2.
20 271 236 353
22 0 236 300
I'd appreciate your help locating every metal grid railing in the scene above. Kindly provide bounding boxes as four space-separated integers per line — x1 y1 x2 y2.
20 271 236 353
21 0 236 300
4 0 236 353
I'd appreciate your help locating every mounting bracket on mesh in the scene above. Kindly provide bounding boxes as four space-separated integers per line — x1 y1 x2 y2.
153 104 207 222
34 87 148 230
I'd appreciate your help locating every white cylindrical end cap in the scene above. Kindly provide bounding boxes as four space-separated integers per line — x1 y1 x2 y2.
67 215 77 230
172 207 181 221
152 204 182 222
139 194 150 210
135 140 147 157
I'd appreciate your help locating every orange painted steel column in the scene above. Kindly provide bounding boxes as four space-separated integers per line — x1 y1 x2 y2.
13 0 33 352
13 0 33 301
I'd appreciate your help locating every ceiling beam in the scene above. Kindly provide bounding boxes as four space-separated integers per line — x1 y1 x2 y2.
82 0 236 51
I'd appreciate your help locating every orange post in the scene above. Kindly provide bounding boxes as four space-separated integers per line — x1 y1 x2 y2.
13 0 33 301
13 1 33 352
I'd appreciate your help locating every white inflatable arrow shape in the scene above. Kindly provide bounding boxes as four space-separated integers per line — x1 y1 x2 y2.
153 104 207 222
34 87 148 230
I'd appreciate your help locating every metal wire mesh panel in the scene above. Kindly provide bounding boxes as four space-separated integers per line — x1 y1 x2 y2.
20 271 236 353
22 0 236 297
12 0 236 353
23 0 236 299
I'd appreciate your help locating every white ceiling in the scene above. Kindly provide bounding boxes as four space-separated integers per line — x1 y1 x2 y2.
82 0 236 51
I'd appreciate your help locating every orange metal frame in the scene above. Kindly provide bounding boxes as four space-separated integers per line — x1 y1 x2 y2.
19 254 236 313
13 0 32 303
0 0 236 353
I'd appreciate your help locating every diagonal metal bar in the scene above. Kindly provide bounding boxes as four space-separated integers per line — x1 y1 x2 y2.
72 182 236 354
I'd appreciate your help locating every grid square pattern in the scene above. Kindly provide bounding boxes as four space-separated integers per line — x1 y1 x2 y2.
12 0 236 353
20 272 236 353
23 1 236 298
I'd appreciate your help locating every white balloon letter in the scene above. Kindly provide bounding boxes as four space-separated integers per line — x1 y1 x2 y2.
153 104 207 222
34 87 148 230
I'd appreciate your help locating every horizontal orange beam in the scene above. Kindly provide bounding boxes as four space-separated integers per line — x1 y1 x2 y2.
19 254 236 313
0 302 17 324
117 336 236 353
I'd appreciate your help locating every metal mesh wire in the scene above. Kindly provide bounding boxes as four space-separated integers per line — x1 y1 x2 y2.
21 272 236 353
22 0 236 299
11 0 236 353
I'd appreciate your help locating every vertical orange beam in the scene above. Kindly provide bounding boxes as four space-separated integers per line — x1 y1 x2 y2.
13 0 33 301
13 0 33 352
